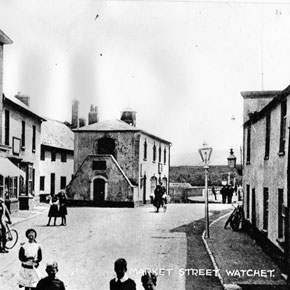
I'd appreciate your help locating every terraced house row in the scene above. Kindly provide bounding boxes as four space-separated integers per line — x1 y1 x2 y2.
242 85 290 275
0 29 171 210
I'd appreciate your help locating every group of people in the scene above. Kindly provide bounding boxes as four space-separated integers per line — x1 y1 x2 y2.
110 258 157 290
151 183 169 213
220 184 235 204
18 228 66 290
46 191 68 226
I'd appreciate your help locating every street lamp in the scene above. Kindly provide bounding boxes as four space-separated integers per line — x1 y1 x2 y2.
198 143 213 239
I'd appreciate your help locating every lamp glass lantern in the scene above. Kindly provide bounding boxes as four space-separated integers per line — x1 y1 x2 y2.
198 146 213 167
227 148 237 169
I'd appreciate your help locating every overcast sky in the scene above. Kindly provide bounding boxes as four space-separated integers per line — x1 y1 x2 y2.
1 0 290 158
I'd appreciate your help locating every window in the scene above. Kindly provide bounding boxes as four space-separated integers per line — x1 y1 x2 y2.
4 110 10 146
153 143 156 162
40 176 45 191
279 99 287 154
50 173 55 195
246 184 250 218
150 177 157 194
251 188 256 228
61 152 67 163
92 161 106 170
32 168 35 192
265 113 271 159
246 125 251 163
163 148 167 164
158 145 162 163
21 121 25 148
60 176 66 189
41 148 45 161
51 151 56 162
8 177 18 199
263 188 269 231
32 125 36 152
0 175 3 198
28 166 33 195
278 189 285 239
143 140 147 160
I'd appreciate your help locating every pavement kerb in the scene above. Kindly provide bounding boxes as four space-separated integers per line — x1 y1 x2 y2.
12 207 48 226
201 211 243 290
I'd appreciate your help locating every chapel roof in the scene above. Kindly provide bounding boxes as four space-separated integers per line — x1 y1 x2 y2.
74 119 171 144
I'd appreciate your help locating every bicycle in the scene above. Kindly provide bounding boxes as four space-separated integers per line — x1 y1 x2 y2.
2 222 18 249
224 203 245 231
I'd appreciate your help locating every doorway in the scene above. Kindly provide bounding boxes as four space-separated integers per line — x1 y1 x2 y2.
93 178 105 206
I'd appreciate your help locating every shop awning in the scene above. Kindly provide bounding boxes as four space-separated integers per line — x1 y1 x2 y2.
0 157 25 177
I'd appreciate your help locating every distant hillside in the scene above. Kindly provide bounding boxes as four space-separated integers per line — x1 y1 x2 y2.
171 148 242 166
170 165 242 186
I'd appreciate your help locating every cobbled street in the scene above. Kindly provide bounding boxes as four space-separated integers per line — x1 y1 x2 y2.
0 203 231 290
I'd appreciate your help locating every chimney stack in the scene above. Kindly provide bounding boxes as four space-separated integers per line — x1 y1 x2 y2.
15 92 30 107
120 107 136 127
88 105 99 125
71 100 79 129
79 117 86 128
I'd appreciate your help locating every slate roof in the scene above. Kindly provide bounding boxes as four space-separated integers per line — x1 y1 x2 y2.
76 119 139 132
74 119 171 144
41 119 74 151
3 94 46 122
242 84 290 126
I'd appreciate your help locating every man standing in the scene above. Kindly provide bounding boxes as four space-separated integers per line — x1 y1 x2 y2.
0 197 12 253
220 185 227 204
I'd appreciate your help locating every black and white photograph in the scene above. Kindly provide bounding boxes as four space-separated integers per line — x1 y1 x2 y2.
0 0 290 289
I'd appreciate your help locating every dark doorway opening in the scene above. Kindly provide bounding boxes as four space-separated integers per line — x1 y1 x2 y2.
93 178 105 206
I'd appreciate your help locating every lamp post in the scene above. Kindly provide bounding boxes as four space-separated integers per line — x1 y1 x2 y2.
199 143 213 239
227 148 237 187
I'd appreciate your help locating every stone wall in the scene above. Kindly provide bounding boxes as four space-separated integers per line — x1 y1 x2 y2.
67 155 136 206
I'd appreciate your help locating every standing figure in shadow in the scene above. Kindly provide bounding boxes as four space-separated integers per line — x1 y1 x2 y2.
46 193 59 226
58 190 68 226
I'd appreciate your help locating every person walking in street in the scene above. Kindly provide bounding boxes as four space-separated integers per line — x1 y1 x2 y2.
18 228 42 290
36 261 66 290
154 183 164 213
0 197 12 253
46 193 59 226
211 186 217 201
220 185 227 204
162 191 169 212
57 190 68 226
227 185 234 204
110 258 136 290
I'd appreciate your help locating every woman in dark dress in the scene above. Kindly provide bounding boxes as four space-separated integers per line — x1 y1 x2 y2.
58 191 68 226
46 193 59 226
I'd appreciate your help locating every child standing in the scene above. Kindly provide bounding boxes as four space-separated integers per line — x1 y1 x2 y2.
110 258 136 290
47 193 59 226
36 261 66 290
18 228 42 290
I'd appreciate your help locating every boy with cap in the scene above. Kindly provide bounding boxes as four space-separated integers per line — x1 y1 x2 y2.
36 261 66 290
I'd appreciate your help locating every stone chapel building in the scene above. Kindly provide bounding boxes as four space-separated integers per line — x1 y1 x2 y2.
67 106 171 207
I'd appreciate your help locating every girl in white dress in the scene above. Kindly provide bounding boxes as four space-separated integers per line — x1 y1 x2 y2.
18 228 42 290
